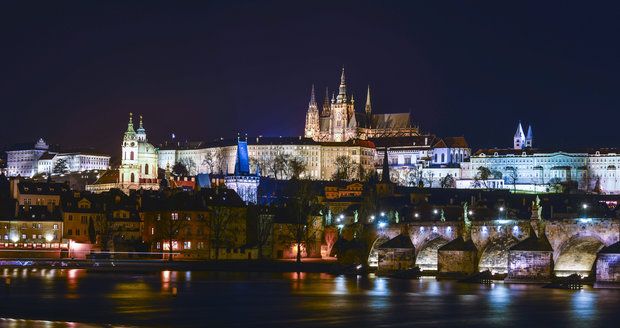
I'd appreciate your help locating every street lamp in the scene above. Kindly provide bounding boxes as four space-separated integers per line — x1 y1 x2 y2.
378 222 387 229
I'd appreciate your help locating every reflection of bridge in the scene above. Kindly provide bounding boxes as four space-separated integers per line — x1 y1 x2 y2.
369 218 620 276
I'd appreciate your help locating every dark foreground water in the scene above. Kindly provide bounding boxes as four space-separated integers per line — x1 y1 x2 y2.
1 268 620 327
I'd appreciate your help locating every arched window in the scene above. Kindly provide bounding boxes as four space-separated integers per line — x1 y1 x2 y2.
130 173 135 183
130 151 134 160
145 164 149 175
441 153 445 162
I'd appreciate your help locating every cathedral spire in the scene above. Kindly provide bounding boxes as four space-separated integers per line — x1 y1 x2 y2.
309 84 317 107
322 87 330 115
337 66 347 103
365 85 372 115
139 115 144 130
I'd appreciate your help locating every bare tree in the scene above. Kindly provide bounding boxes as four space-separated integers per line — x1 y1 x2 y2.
153 213 189 261
332 155 357 181
206 206 241 260
506 166 518 192
255 213 273 259
288 157 307 180
179 158 197 175
95 216 118 252
440 174 456 188
202 149 224 174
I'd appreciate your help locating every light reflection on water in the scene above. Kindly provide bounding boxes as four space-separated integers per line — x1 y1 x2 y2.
0 268 618 327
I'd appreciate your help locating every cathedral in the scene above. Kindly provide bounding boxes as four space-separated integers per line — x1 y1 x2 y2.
304 68 420 142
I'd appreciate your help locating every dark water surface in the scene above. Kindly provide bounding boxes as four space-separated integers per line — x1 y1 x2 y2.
1 268 620 327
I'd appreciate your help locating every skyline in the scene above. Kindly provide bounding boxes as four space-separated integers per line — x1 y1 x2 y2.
2 1 620 154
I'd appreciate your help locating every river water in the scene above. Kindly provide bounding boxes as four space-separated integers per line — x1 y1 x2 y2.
1 268 619 327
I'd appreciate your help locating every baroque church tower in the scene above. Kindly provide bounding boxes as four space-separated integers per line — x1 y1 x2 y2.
119 113 159 193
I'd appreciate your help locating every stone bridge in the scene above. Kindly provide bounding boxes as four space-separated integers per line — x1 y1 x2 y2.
369 218 620 275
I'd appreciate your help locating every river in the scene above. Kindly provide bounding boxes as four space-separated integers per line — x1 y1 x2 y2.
1 268 619 327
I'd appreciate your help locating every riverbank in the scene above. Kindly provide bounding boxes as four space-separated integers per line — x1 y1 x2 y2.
0 258 343 273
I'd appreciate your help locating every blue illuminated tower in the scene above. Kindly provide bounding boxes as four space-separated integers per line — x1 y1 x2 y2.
225 136 260 204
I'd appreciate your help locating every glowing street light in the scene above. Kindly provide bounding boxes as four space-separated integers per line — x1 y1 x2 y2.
582 203 588 209
499 206 505 212
414 213 419 218
433 209 439 214
378 222 387 229
468 210 474 215
380 212 386 217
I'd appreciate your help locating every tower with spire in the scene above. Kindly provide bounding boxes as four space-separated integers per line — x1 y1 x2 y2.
304 85 320 138
225 136 260 204
118 113 159 193
525 124 533 148
513 122 526 150
329 67 355 142
304 67 420 142
365 86 372 117
513 121 534 149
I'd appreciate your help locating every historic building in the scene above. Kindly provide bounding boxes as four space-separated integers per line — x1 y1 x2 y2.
224 138 260 204
158 136 377 181
5 139 110 177
304 68 420 142
87 114 159 193
459 122 620 194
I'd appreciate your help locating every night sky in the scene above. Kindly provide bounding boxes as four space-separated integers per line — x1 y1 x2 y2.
1 1 620 155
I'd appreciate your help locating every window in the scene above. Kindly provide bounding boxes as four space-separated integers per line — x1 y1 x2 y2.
130 173 135 183
67 229 72 236
183 241 191 249
145 164 149 175
151 227 155 235
76 229 80 236
130 151 134 160
53 224 58 230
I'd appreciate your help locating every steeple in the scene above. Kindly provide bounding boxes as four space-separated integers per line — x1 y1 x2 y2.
525 124 533 148
365 85 372 115
136 115 146 141
513 121 525 150
381 149 390 182
127 113 135 133
309 84 317 107
322 87 331 116
337 66 347 103
124 113 136 141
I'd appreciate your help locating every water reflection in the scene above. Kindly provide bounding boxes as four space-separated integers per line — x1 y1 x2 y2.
0 269 618 327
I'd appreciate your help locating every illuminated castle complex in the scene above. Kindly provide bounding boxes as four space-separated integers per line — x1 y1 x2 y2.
304 68 420 142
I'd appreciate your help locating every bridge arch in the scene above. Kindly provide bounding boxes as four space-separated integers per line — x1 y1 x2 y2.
415 235 450 271
367 236 391 268
554 235 605 277
478 235 519 274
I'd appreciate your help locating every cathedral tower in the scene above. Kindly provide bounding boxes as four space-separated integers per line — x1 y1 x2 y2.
304 85 320 139
330 67 354 142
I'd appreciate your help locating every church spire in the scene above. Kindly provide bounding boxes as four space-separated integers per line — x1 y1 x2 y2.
139 115 144 130
322 87 330 115
365 85 372 115
126 113 135 133
309 84 317 107
337 66 347 103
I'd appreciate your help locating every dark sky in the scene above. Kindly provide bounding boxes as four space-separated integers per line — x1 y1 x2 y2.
1 0 620 155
